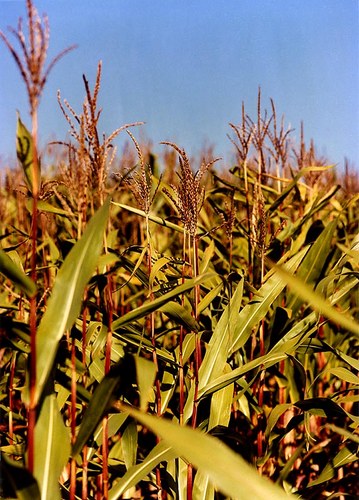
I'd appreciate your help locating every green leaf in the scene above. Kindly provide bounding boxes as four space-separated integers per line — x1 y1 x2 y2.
26 199 70 216
325 424 359 444
33 393 71 500
268 166 334 214
1 454 41 500
0 247 36 297
72 355 136 458
208 364 234 430
113 202 184 233
327 367 359 385
200 280 244 388
308 445 358 487
159 301 199 332
198 281 224 314
35 198 110 404
112 273 214 331
294 398 347 419
108 441 177 500
134 356 156 411
122 420 138 470
265 404 293 439
198 351 288 400
16 112 40 194
193 471 215 500
272 262 359 337
121 406 295 500
229 249 307 354
287 220 337 313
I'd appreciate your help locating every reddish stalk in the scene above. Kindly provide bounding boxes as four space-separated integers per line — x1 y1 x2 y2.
70 339 77 500
28 111 39 474
81 445 89 500
102 276 114 500
8 355 16 450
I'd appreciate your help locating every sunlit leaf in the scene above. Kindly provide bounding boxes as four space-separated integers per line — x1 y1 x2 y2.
112 273 214 331
272 262 359 337
287 219 337 313
308 445 358 487
108 441 177 500
113 202 184 233
229 249 308 354
33 393 71 500
122 420 138 470
121 406 295 500
0 247 36 297
134 356 156 411
16 112 40 194
35 198 110 403
72 355 136 458
159 301 199 332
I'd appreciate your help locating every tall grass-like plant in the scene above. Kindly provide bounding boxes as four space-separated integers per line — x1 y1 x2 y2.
0 0 75 473
1 2 358 500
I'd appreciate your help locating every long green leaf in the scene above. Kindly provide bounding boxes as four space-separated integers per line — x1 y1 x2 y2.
122 406 295 500
287 219 337 313
229 249 307 354
268 166 334 213
72 355 136 458
183 281 243 421
33 393 71 500
113 202 184 233
159 301 199 332
0 247 36 297
198 352 288 400
272 263 359 337
108 441 177 500
112 273 214 331
308 445 358 487
35 198 110 404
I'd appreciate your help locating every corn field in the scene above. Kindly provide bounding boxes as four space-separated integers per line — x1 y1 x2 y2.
0 2 358 499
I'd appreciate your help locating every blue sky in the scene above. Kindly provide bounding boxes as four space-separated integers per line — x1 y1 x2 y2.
0 0 358 170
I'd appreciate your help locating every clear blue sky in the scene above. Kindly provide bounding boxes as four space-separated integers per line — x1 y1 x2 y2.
0 0 358 170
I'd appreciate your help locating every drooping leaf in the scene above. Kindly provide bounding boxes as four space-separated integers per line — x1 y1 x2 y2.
0 248 36 297
265 404 293 439
325 424 359 444
308 445 358 487
326 367 359 386
121 406 295 500
33 393 71 500
268 166 334 214
272 262 359 337
294 397 347 419
159 301 199 332
108 441 177 500
35 198 110 404
72 355 136 458
26 199 70 216
112 273 214 331
113 202 184 233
